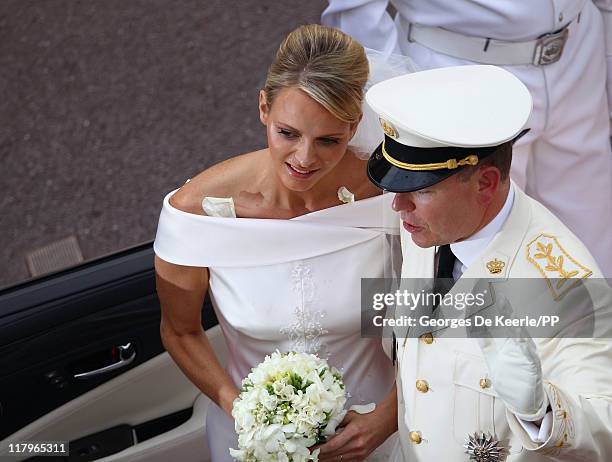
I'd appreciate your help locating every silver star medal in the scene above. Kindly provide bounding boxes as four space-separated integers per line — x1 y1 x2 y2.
464 432 506 462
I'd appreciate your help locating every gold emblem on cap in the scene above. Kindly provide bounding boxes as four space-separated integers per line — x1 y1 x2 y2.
486 259 505 274
379 118 398 139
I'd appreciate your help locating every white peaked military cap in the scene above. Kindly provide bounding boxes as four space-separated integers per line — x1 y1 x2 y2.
366 65 532 192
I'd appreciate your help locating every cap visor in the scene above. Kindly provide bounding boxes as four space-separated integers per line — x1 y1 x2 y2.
367 142 457 192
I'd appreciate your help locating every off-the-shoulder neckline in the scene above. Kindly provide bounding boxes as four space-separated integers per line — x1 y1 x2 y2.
165 190 386 221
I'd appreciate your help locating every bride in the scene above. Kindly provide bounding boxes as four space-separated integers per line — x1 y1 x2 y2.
154 24 410 461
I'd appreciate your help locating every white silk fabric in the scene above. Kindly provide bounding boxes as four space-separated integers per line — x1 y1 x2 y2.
153 191 400 461
154 190 399 267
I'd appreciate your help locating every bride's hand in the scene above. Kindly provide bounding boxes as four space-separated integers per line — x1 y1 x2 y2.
313 407 395 462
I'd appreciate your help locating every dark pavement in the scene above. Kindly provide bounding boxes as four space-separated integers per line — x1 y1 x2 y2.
0 0 326 289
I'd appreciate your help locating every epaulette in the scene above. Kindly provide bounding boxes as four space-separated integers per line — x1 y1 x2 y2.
526 233 592 300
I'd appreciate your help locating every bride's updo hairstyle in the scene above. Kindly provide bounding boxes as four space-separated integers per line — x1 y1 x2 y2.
263 24 369 124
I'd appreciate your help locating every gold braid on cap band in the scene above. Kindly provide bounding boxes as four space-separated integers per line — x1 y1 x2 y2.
381 140 479 171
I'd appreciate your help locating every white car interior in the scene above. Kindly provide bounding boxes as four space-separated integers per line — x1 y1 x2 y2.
0 325 228 462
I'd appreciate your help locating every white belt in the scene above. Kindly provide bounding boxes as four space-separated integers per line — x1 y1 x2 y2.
406 18 578 66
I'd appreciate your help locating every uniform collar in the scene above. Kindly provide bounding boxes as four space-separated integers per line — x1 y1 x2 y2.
450 183 515 277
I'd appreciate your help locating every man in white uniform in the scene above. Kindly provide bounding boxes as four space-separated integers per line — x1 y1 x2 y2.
323 0 612 278
365 65 612 461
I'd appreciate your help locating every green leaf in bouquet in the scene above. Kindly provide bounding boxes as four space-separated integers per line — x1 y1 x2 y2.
288 372 304 390
240 379 253 392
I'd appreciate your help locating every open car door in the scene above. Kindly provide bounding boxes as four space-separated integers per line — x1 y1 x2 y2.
0 243 226 461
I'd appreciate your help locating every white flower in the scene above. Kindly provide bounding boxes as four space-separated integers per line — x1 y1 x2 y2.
230 351 346 461
261 391 279 411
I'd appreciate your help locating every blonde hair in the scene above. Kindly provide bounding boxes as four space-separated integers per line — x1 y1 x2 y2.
263 24 368 124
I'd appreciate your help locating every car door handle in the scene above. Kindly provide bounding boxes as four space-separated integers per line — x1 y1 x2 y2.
74 343 136 379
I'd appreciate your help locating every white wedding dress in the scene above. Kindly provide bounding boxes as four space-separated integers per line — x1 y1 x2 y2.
154 191 400 461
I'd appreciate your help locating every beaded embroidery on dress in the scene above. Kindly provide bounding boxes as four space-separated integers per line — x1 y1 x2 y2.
280 262 330 357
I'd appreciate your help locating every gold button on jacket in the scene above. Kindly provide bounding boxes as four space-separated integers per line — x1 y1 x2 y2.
409 431 422 444
416 379 429 393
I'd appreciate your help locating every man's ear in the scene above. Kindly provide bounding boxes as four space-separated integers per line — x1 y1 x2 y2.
476 165 502 205
259 90 269 125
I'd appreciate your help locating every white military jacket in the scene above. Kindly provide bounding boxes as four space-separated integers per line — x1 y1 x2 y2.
393 186 612 461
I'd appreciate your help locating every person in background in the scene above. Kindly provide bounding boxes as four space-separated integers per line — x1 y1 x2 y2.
322 0 612 278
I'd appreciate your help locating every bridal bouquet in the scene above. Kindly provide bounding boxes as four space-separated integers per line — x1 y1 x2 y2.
229 351 347 462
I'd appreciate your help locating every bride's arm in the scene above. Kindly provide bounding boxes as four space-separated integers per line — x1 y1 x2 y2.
155 256 239 417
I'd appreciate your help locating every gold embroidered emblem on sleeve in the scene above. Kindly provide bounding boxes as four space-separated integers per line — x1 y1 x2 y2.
526 234 592 300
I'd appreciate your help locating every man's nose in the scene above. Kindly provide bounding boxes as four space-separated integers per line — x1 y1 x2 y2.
392 192 415 212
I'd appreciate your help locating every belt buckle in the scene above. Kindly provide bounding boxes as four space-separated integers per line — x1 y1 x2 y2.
533 27 569 65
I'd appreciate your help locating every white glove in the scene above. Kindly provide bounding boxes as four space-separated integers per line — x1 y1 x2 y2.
476 332 548 422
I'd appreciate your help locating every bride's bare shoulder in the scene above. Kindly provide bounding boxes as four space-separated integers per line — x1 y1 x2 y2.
340 153 382 199
169 150 265 215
